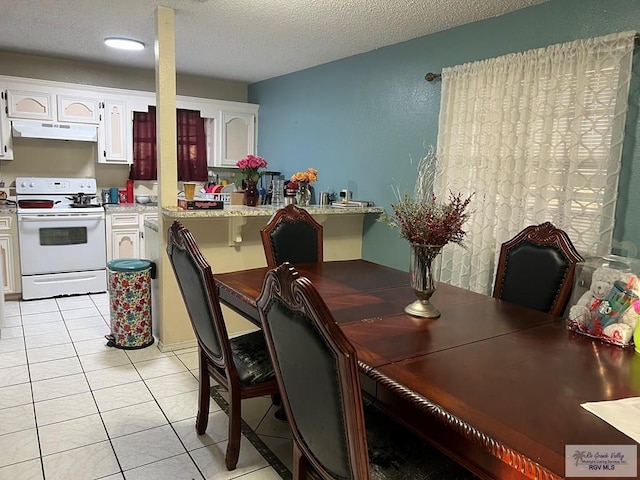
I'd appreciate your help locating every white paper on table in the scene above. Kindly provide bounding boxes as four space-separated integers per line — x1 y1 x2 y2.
581 397 640 443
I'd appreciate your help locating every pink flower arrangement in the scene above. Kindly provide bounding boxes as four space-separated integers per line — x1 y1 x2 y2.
236 154 268 183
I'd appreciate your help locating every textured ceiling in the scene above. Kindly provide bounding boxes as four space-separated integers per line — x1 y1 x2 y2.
0 0 548 83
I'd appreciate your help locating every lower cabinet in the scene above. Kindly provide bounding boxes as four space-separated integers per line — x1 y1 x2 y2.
0 214 20 295
106 211 158 262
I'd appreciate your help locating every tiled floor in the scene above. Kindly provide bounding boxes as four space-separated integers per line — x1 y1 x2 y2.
0 293 293 480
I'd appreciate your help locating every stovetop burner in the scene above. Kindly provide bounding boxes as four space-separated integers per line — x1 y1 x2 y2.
16 177 104 215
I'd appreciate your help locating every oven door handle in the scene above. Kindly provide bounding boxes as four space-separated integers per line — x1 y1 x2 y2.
19 214 105 222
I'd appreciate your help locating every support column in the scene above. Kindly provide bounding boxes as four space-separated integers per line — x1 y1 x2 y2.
155 7 190 348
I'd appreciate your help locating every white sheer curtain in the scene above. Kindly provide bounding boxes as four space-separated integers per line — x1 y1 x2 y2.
436 31 636 295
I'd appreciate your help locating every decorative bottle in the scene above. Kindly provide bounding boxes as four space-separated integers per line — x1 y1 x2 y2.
633 300 640 354
126 179 134 204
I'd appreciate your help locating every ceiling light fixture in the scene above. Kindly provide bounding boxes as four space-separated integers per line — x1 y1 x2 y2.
104 37 145 51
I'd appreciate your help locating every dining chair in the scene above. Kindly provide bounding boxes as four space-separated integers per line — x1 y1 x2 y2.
166 220 279 471
260 203 323 268
493 221 584 316
256 262 478 479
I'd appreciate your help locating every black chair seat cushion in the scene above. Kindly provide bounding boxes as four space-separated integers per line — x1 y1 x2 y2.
364 403 477 479
227 330 276 386
499 242 569 313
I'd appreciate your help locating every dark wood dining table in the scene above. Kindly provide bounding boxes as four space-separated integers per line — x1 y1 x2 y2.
214 259 640 480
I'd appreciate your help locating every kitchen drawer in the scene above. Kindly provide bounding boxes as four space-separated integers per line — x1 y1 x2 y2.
109 213 139 226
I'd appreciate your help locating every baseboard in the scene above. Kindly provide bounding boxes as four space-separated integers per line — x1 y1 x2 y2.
156 338 197 352
156 327 260 352
230 327 261 338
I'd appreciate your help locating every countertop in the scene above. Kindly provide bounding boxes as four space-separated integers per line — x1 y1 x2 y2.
161 204 384 218
144 218 159 232
1 203 382 218
0 205 17 214
3 203 157 214
104 203 160 213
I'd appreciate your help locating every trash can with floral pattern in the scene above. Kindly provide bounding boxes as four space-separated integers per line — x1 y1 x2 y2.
105 258 155 349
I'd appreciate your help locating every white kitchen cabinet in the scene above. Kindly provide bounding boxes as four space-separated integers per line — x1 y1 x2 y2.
57 95 100 124
98 99 131 164
205 117 217 167
106 211 158 261
218 111 256 167
110 229 139 261
138 213 158 259
106 212 140 261
7 88 102 126
6 89 54 120
0 236 14 294
0 75 259 168
0 215 20 295
0 90 13 160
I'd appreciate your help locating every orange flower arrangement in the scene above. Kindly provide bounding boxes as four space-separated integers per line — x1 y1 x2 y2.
289 168 318 206
290 167 318 184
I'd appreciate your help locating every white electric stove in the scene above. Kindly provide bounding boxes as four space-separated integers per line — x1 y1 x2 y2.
16 177 107 300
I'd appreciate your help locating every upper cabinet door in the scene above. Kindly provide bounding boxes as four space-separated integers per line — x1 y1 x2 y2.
57 95 100 124
220 111 255 167
98 99 131 164
6 90 54 121
0 90 14 160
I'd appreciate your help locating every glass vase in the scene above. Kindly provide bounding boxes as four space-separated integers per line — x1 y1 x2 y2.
405 244 444 318
297 182 311 206
244 180 259 207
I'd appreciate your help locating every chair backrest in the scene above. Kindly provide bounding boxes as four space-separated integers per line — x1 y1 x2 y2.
166 220 233 372
260 204 323 268
493 222 583 316
257 262 370 479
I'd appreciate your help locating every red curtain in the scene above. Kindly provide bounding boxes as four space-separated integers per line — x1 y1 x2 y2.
130 107 208 182
176 109 208 182
130 107 157 180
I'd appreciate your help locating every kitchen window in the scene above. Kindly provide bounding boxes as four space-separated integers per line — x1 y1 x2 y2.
131 106 208 181
435 31 635 295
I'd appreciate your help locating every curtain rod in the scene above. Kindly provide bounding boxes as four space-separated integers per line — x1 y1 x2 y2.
425 33 640 82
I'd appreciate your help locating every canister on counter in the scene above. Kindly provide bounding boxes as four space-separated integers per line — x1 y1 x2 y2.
101 189 111 204
109 187 119 204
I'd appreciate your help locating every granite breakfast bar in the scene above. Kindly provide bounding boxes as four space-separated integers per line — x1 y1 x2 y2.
147 204 383 350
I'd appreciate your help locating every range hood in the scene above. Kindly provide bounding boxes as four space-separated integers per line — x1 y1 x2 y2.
12 120 98 142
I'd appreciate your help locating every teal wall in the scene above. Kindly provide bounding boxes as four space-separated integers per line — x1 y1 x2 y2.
249 0 640 272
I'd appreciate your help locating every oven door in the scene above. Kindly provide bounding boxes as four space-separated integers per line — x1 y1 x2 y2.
18 213 106 275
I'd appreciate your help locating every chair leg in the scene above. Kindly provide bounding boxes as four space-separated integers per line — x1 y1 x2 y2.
293 443 310 480
225 387 241 470
195 352 210 435
271 393 282 405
